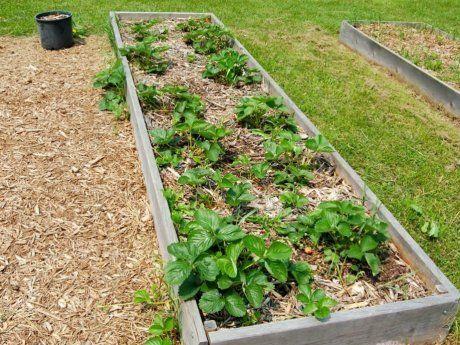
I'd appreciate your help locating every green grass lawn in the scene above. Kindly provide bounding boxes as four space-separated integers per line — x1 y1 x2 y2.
2 0 459 339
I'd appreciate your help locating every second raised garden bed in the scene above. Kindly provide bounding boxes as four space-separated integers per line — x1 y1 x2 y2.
340 20 460 117
110 12 459 345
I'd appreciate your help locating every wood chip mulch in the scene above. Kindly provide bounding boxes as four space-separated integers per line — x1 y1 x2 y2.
0 36 171 344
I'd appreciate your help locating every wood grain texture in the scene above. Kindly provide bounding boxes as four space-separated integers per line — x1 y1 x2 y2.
208 295 458 345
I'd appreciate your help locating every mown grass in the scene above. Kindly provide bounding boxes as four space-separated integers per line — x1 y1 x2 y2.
1 0 458 339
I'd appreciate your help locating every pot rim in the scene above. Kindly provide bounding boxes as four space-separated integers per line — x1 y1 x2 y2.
35 11 72 23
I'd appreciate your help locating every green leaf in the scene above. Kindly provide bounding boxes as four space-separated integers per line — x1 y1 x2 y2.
167 242 193 262
196 256 220 281
216 257 237 278
301 301 317 315
409 203 423 215
264 260 288 282
305 134 334 153
266 241 292 261
217 275 234 289
188 228 215 253
145 337 162 345
428 222 440 238
360 235 378 253
199 290 225 314
217 224 246 242
314 306 331 319
133 289 152 305
346 244 363 260
148 324 164 336
178 274 202 299
195 208 220 231
251 162 270 179
225 292 247 317
163 317 175 332
243 235 266 258
364 252 381 276
164 260 192 286
227 241 244 263
290 261 312 285
244 283 264 308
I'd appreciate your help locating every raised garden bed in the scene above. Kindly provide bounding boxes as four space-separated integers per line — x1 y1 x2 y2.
110 12 459 345
339 20 460 117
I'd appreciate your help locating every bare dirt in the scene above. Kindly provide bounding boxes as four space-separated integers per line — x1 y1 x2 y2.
0 36 171 344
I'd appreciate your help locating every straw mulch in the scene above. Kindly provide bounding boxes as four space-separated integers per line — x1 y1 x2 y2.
0 36 170 344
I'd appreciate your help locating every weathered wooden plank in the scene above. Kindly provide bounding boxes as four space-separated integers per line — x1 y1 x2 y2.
110 11 459 345
339 20 460 117
208 294 458 345
109 12 208 345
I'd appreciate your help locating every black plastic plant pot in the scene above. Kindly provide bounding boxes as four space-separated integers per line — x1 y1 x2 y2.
35 11 74 50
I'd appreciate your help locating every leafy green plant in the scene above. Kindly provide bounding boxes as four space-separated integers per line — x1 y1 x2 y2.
178 168 212 186
231 154 252 167
295 200 390 276
408 203 441 239
296 285 337 319
203 48 261 86
164 207 313 318
181 19 233 55
305 134 334 153
226 182 256 207
131 19 167 42
235 96 288 129
162 85 205 121
273 164 314 186
251 162 270 179
149 128 178 146
93 61 126 120
177 18 210 32
145 315 176 345
280 191 308 208
212 170 240 188
137 83 160 108
120 41 169 74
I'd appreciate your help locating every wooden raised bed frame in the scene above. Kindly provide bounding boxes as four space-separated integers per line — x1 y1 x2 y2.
339 20 460 118
110 11 459 345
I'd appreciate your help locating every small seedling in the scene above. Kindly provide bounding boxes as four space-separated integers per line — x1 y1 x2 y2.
296 285 337 319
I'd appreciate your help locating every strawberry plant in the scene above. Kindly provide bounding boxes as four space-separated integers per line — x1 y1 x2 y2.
93 61 126 120
235 96 289 129
164 207 314 317
178 168 212 186
250 162 270 179
120 41 169 74
280 191 308 208
296 200 390 276
177 17 210 32
145 315 176 345
202 48 261 86
226 182 256 207
131 19 167 41
181 20 233 54
296 285 337 319
305 134 334 153
137 83 160 108
162 85 205 121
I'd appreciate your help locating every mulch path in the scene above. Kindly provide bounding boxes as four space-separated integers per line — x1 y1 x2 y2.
0 36 170 344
